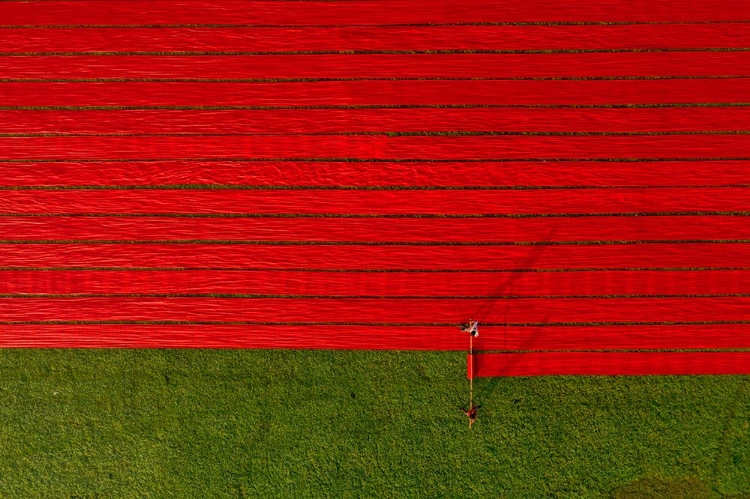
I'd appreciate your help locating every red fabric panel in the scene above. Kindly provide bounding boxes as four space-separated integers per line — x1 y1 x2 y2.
0 324 747 350
1 188 746 215
5 108 750 134
473 352 750 376
1 270 749 297
0 215 746 243
5 135 750 160
473 325 750 350
0 324 460 349
3 80 749 107
0 297 748 323
4 25 750 53
0 161 747 188
382 136 750 161
0 243 744 270
467 354 475 379
2 0 748 26
0 135 390 160
4 53 750 79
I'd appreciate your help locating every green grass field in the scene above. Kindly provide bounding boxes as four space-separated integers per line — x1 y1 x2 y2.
0 349 747 497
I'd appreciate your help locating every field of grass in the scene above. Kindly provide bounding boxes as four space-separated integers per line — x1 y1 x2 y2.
0 349 748 497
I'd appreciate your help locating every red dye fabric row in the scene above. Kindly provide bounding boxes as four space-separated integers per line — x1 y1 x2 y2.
0 325 748 351
1 296 749 323
5 108 750 134
4 25 750 53
4 53 750 79
472 352 750 377
0 215 747 243
2 270 749 297
1 188 747 215
6 135 750 160
2 0 749 26
3 80 749 107
0 161 747 187
1 243 747 270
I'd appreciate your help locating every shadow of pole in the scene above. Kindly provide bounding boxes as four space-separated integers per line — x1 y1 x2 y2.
468 227 561 408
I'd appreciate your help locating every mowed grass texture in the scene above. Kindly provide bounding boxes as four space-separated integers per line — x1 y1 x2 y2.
0 350 747 498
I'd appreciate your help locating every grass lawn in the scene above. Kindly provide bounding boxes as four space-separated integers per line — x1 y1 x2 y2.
0 349 748 497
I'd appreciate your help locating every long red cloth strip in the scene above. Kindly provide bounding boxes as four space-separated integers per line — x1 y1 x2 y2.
0 215 746 243
0 325 747 350
472 352 750 376
4 54 750 79
0 297 748 322
3 80 749 107
0 161 747 188
2 0 748 25
0 325 455 349
471 325 750 350
2 270 749 296
1 188 747 215
4 108 750 134
5 135 750 160
1 243 745 270
4 25 750 53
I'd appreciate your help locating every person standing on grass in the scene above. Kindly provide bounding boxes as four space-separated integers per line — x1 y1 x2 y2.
464 405 478 428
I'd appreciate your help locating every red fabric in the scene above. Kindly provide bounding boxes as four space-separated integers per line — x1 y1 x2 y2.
0 188 750 215
2 0 749 26
473 352 750 376
3 80 749 107
0 324 747 351
1 188 747 215
472 325 750 351
1 270 749 297
4 53 750 79
5 108 750 134
0 243 746 270
5 135 750 160
0 161 747 188
0 325 456 349
5 25 750 53
0 215 746 243
1 296 748 323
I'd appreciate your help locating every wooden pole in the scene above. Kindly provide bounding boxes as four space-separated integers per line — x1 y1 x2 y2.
469 329 474 416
